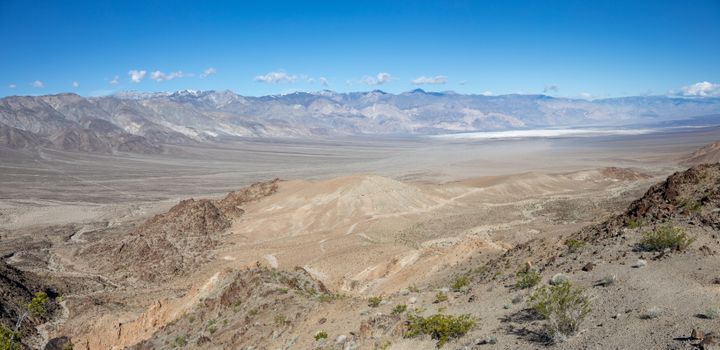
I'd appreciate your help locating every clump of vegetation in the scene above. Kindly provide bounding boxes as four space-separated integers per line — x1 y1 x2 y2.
434 291 448 303
392 304 407 315
2 292 48 350
368 296 383 307
206 319 218 334
515 269 541 290
563 239 586 253
704 307 720 320
319 293 345 303
274 314 288 326
528 281 590 342
626 218 643 229
678 198 703 214
314 330 328 341
405 313 475 347
174 336 187 347
451 276 469 292
639 225 693 252
1 324 20 350
408 285 420 293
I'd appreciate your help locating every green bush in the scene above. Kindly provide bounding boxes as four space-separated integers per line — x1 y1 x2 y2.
563 239 586 253
405 313 475 347
368 296 383 307
639 225 693 251
314 330 328 341
174 336 187 347
206 319 217 334
434 292 448 303
515 269 541 290
626 218 643 229
451 276 469 292
528 280 590 342
392 304 407 315
1 324 20 350
274 314 288 325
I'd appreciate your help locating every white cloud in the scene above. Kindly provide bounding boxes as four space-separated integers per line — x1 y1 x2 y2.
109 75 119 85
411 75 448 85
150 70 192 82
362 72 392 85
31 80 44 88
200 67 217 78
8 84 16 89
680 81 720 97
481 91 494 96
72 81 79 88
459 80 468 86
254 71 298 83
128 70 147 83
319 77 329 86
580 92 592 99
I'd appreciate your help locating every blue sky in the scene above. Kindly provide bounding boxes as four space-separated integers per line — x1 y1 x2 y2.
1 0 719 98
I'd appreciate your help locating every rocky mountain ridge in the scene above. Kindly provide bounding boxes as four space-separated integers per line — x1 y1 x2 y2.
2 91 720 154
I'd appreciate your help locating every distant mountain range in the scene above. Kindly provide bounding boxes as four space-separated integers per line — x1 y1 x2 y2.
1 89 720 154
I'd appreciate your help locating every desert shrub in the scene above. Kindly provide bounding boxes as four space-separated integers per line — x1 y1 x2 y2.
368 296 383 307
405 313 475 347
174 336 187 347
515 269 541 290
27 292 48 317
563 239 586 253
626 218 643 229
434 292 448 303
639 225 693 251
207 319 217 334
314 330 328 341
1 324 21 350
678 198 703 214
528 280 590 342
408 285 420 293
274 314 288 326
319 293 345 303
392 304 407 315
451 276 469 292
705 307 720 320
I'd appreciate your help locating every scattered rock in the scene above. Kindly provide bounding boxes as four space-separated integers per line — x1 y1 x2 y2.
318 317 327 324
408 297 417 304
692 328 705 341
633 259 647 268
582 262 595 271
336 334 347 344
700 335 718 349
477 335 498 345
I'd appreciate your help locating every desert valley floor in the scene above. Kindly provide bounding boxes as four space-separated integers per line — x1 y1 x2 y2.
2 127 720 349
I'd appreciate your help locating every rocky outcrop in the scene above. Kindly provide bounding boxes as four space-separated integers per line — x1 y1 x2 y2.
216 178 279 217
83 180 281 282
573 163 720 242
